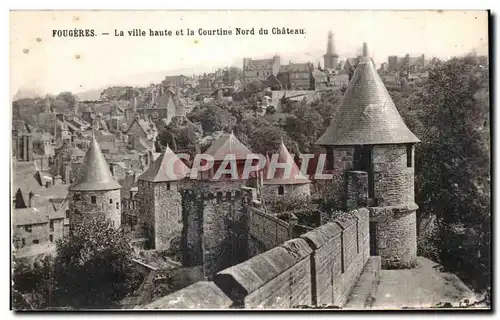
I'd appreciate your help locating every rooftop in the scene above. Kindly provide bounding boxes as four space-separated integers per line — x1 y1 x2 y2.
69 137 121 191
316 44 420 146
203 132 255 162
138 146 190 182
264 142 310 185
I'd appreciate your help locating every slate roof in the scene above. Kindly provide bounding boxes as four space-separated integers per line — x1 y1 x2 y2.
69 137 121 191
316 53 420 146
13 207 50 225
12 160 68 208
137 145 190 182
245 58 274 70
279 62 312 73
203 132 255 161
264 142 310 185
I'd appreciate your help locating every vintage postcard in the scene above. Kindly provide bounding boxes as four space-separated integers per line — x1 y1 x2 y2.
10 10 491 311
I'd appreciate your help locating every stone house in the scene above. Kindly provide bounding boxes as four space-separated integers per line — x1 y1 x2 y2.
242 56 281 85
124 116 157 154
312 69 329 90
12 161 69 253
162 75 189 89
278 62 314 90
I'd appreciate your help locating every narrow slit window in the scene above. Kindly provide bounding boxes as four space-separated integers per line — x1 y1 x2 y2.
91 196 96 204
406 144 413 168
278 185 285 195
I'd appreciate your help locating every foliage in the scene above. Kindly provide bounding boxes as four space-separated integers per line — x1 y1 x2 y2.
284 103 325 153
53 215 143 309
12 256 55 310
159 120 200 155
264 195 310 214
188 104 236 134
100 86 134 101
395 54 490 293
234 117 297 155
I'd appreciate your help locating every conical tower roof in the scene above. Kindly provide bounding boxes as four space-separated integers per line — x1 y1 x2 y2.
69 137 121 191
316 44 420 146
264 142 310 185
204 131 256 161
138 145 190 182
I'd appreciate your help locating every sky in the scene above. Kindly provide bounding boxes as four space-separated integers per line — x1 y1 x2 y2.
10 10 489 98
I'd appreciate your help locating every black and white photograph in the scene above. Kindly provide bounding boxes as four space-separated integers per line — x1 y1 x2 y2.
9 10 491 311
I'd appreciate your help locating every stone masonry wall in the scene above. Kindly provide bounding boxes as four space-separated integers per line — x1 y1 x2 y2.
152 182 182 250
346 171 369 211
247 206 292 259
182 181 247 279
69 189 121 229
137 180 154 248
150 208 371 309
14 223 49 248
370 144 417 269
182 190 204 266
202 186 244 279
369 208 417 269
372 145 414 207
262 183 311 200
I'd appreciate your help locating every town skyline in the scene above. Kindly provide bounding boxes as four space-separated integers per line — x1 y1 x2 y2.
11 10 488 98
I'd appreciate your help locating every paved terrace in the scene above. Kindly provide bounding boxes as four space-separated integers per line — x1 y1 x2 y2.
372 257 477 309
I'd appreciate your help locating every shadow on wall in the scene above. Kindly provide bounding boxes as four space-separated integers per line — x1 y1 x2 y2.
143 208 371 309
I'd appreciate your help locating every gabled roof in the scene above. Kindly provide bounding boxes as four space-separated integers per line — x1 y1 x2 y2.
264 142 310 185
137 145 190 182
125 117 157 135
245 58 274 69
203 132 255 162
279 62 312 73
316 50 420 146
69 137 121 191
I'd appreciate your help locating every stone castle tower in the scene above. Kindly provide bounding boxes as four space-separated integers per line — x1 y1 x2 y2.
262 141 311 200
323 31 339 70
137 145 190 250
316 44 420 269
184 132 253 278
68 137 122 229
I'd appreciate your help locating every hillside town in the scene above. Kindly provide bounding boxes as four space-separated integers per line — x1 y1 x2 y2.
11 30 489 310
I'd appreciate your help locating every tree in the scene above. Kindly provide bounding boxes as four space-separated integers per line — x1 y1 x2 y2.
12 256 55 310
409 54 490 293
236 117 297 155
188 104 236 134
100 86 134 101
284 103 324 152
53 215 142 309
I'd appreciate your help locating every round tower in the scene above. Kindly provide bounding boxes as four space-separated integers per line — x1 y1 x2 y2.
263 141 310 200
316 43 420 269
68 136 122 229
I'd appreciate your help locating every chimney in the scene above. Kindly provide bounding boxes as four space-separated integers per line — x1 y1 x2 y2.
53 175 62 186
